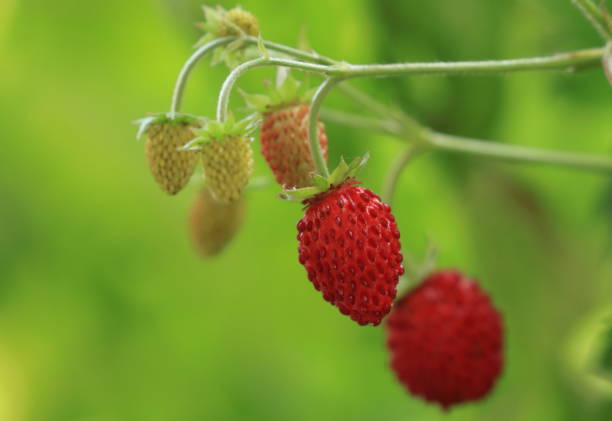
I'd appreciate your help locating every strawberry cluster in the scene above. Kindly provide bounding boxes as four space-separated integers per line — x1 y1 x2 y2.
136 4 507 412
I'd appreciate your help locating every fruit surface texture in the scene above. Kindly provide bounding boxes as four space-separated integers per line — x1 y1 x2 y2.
297 180 403 326
145 120 199 195
261 105 328 189
200 135 253 203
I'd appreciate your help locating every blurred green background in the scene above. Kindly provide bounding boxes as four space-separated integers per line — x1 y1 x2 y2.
1 0 612 420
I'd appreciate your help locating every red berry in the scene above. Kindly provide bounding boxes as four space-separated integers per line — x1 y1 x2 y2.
261 104 328 189
386 269 504 410
296 180 404 326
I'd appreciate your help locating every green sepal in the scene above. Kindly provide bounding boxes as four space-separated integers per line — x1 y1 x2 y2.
279 153 370 202
133 112 206 140
240 73 316 113
183 114 260 150
278 186 322 202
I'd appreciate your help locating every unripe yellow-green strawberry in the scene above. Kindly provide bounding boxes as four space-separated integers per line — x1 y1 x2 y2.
195 5 260 48
186 116 255 204
137 114 202 195
188 187 245 257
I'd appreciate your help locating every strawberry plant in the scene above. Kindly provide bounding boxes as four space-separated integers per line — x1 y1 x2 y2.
136 1 612 412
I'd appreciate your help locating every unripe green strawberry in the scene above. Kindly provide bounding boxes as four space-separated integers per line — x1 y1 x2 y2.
186 116 256 204
188 187 245 257
261 104 329 189
137 115 200 195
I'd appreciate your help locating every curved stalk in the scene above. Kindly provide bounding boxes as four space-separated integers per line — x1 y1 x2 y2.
382 145 427 205
170 37 236 117
308 78 343 177
216 57 331 121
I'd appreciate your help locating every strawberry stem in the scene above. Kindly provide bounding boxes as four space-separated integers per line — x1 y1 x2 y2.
572 0 612 41
308 78 343 178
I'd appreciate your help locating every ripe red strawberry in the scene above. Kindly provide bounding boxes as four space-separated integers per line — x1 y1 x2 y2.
261 104 328 188
296 179 404 326
386 269 504 410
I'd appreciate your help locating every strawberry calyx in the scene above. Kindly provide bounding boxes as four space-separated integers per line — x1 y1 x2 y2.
182 114 260 150
240 74 317 114
279 153 370 203
134 112 206 140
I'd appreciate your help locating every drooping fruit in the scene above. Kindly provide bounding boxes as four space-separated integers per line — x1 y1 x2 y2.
261 104 328 188
188 187 245 257
296 178 404 326
137 114 201 195
242 75 328 189
187 116 255 204
386 269 504 410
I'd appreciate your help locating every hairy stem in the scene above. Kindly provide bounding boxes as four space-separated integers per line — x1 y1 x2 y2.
338 48 604 78
572 0 612 40
308 78 344 177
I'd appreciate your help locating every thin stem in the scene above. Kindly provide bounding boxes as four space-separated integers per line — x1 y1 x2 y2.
172 36 603 118
170 37 236 117
216 57 331 121
572 0 612 40
382 145 427 205
308 78 344 177
428 131 612 173
320 108 404 137
338 48 604 79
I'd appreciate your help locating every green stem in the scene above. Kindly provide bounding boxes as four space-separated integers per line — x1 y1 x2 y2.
173 36 603 118
321 108 612 173
572 0 612 40
338 48 604 79
382 145 427 205
320 108 404 137
216 57 330 121
170 37 236 117
308 78 343 177
428 130 612 173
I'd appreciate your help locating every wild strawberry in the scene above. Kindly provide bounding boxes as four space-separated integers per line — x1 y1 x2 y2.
136 114 201 195
242 75 328 189
261 104 328 188
188 187 245 257
386 269 504 410
187 116 255 204
295 174 404 326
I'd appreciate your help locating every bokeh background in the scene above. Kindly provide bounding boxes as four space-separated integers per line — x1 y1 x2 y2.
1 0 612 420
